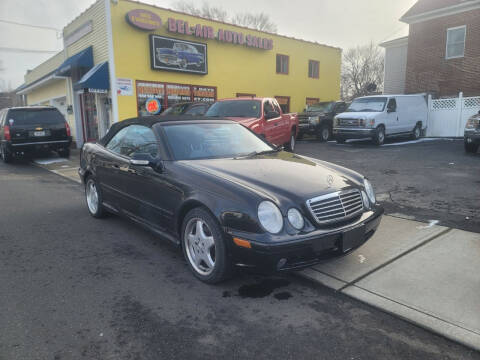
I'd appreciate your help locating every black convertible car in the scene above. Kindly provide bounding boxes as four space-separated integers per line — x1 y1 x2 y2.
79 117 383 283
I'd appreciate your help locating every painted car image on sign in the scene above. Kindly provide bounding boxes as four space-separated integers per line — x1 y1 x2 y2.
150 35 207 74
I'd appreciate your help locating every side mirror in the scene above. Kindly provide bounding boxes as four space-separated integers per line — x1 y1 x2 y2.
265 111 280 120
130 153 163 172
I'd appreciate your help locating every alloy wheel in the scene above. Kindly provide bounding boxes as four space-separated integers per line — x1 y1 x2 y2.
184 218 216 276
86 180 99 214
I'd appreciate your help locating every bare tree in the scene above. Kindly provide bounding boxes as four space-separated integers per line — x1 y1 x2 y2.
341 43 384 101
171 1 277 32
172 1 228 22
231 12 277 33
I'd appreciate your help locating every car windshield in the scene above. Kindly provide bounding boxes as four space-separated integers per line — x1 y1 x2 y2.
162 104 190 115
306 102 334 112
205 100 261 118
8 108 65 126
162 123 273 160
346 98 387 112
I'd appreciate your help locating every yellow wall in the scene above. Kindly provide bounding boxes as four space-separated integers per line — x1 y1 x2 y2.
111 0 341 120
26 79 66 105
25 52 65 85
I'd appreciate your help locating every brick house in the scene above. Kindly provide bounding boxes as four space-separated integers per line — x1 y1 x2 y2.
382 0 480 97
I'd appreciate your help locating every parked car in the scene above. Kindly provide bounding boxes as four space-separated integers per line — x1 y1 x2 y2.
79 117 383 283
297 101 348 141
156 42 204 69
0 106 72 163
205 97 299 151
464 110 480 153
333 95 427 145
160 102 210 116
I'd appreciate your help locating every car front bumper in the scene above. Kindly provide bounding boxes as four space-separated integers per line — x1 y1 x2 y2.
333 128 375 139
298 123 318 135
464 130 480 144
227 207 383 272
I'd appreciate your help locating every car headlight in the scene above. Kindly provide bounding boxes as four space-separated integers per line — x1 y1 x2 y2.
466 117 479 129
309 116 320 125
364 179 376 205
258 201 283 234
361 190 370 209
287 208 304 230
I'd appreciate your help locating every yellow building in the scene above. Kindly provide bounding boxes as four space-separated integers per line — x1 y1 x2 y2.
17 0 341 147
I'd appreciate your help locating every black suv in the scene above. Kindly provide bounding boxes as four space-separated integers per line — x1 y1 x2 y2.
464 110 480 154
0 106 72 163
297 101 348 142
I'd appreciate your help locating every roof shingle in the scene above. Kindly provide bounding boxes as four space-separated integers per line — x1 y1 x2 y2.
402 0 475 19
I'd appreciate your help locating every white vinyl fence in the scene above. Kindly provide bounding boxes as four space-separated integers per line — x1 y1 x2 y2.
427 93 480 137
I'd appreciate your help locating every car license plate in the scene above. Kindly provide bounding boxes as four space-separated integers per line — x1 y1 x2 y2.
341 225 365 253
34 131 45 137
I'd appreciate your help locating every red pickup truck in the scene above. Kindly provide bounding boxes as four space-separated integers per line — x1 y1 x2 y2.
205 97 299 152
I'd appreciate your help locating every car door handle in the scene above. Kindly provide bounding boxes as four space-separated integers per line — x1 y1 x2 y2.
274 123 279 126
113 164 120 169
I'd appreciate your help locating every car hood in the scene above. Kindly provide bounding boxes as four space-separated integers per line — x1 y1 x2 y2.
179 152 364 205
299 111 327 117
336 112 379 119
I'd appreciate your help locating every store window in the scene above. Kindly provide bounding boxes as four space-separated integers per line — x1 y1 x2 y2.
308 60 319 79
276 54 289 74
136 81 216 116
306 98 320 106
137 81 165 116
275 96 290 113
237 93 256 98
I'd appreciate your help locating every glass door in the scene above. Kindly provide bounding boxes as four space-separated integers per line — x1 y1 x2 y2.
80 92 99 142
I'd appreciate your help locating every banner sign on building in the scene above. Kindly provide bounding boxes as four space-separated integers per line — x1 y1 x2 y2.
116 78 133 96
150 35 207 75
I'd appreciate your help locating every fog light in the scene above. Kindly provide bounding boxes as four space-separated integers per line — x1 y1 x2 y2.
277 258 287 269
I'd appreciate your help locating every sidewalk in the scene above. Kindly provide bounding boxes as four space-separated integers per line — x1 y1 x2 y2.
300 216 480 352
33 152 480 351
32 149 81 183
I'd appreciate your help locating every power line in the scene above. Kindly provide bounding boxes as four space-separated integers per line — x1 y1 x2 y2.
0 19 61 32
0 47 59 54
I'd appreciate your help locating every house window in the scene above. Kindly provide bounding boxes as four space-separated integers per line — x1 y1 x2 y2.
308 60 319 78
446 26 466 59
276 54 289 74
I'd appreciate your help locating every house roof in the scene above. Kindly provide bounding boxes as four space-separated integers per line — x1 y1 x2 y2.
401 0 480 22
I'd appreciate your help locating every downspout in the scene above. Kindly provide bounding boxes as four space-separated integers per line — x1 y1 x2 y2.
105 0 119 123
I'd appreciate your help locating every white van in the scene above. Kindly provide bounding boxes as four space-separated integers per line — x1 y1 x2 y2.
333 95 428 145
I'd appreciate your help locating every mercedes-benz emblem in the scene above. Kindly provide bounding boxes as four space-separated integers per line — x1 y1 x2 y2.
327 175 334 187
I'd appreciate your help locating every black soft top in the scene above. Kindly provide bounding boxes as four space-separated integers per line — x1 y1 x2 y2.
98 116 234 146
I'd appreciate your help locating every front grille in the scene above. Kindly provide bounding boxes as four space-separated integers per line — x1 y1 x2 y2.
306 189 364 225
338 118 361 127
298 114 310 124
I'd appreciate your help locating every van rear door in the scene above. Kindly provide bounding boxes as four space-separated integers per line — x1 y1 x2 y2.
6 108 68 144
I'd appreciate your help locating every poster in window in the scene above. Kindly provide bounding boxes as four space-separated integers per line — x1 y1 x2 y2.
150 35 207 75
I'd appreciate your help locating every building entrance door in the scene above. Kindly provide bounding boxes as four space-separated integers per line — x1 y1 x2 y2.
80 92 99 142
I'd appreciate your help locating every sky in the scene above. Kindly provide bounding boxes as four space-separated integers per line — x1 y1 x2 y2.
0 0 417 90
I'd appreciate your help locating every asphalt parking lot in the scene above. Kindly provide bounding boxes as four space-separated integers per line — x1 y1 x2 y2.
1 155 479 359
296 137 480 233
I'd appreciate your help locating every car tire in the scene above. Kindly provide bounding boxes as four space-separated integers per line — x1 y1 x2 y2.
336 137 346 144
181 207 232 284
317 124 331 142
373 126 385 146
1 144 12 163
411 124 421 140
286 130 296 152
58 147 70 158
85 176 105 218
464 141 479 154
